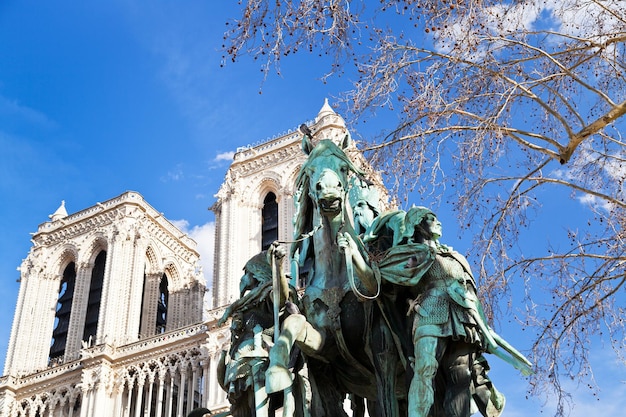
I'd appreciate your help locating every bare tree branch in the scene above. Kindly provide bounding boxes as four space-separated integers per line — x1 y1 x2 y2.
224 1 626 414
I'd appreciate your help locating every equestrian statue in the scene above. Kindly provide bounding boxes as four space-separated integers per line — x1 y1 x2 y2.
217 125 532 417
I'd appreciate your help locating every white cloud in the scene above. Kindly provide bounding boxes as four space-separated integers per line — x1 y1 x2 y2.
578 193 614 212
0 93 57 130
171 220 215 285
187 222 215 280
484 2 542 34
550 144 624 212
188 222 216 313
214 151 235 162
545 0 624 41
161 164 184 182
171 219 215 309
171 219 216 312
434 0 623 59
169 219 190 232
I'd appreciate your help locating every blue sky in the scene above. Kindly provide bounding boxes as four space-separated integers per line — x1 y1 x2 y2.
0 1 624 415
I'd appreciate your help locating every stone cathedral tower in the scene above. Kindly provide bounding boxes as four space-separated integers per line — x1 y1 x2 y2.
0 192 219 417
4 192 206 373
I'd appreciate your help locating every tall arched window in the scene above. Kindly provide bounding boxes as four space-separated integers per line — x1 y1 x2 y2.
262 192 278 250
50 262 77 361
82 250 106 344
156 274 168 333
139 271 170 336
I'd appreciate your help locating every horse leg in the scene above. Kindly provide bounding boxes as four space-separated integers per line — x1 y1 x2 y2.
266 313 323 394
442 342 475 417
350 395 366 417
471 354 505 417
371 319 400 417
307 359 351 417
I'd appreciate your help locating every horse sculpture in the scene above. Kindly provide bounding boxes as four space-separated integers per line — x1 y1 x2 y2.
264 134 406 417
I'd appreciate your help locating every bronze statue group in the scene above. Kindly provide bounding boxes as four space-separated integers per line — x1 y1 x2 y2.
217 132 532 417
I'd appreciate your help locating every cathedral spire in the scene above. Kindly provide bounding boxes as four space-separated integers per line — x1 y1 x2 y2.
49 200 68 221
316 98 336 121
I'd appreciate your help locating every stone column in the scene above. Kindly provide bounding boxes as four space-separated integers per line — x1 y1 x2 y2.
189 365 199 411
28 274 57 369
144 376 155 417
123 224 146 343
112 385 124 417
208 353 218 406
123 381 133 417
177 367 187 417
165 375 174 417
65 261 92 357
202 358 210 406
99 231 122 344
155 375 165 417
79 385 90 417
133 379 144 417
67 395 76 417
96 235 115 345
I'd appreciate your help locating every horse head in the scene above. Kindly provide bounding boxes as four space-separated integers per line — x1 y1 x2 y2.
297 137 364 220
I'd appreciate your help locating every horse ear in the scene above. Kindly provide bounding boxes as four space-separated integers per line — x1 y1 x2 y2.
340 133 352 150
302 134 314 155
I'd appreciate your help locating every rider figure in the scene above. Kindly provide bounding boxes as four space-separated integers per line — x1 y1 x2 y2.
343 206 531 417
401 207 499 417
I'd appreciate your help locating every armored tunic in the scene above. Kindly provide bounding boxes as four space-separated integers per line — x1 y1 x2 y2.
409 251 484 348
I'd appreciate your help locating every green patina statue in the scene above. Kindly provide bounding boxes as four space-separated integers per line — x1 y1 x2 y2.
217 245 306 417
217 130 532 417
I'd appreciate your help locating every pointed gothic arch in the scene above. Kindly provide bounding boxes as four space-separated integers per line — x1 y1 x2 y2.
162 261 181 288
144 245 160 274
50 245 79 278
79 234 108 264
